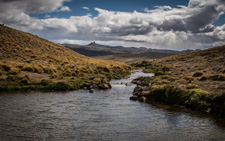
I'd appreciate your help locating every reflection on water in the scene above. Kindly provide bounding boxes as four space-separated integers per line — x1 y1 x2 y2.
0 70 225 140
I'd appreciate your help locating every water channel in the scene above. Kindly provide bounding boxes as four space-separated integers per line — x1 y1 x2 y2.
0 70 225 140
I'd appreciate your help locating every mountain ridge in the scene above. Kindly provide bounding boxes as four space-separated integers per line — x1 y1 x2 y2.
62 43 181 64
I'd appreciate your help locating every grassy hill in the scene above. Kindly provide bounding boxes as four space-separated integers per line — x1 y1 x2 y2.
131 45 225 115
149 45 225 94
63 43 180 64
0 25 130 91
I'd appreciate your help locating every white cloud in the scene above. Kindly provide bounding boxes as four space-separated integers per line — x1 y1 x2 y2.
59 6 71 12
45 14 51 18
82 7 90 11
0 0 225 50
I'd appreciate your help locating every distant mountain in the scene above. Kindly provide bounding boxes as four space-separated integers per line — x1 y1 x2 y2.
63 43 181 64
182 49 201 52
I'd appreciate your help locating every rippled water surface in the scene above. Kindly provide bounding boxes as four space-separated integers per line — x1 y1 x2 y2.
0 70 225 140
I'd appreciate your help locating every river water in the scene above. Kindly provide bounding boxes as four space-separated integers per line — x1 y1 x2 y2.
0 70 225 141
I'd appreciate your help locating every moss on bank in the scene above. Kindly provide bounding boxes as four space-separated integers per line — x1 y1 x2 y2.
131 76 225 116
0 81 82 92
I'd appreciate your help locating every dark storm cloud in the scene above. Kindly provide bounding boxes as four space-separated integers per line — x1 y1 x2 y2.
108 25 153 36
158 0 225 33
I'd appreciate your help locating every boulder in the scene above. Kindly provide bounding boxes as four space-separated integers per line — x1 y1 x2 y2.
82 82 92 89
130 96 138 101
98 83 110 89
108 83 112 88
90 84 98 89
140 91 150 96
139 96 147 102
125 82 132 86
89 89 95 93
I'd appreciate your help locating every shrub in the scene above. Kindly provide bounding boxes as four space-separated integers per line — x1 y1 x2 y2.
8 67 20 75
183 76 194 81
208 74 225 81
192 71 203 77
185 89 214 110
46 82 69 91
70 78 83 90
40 79 50 86
151 84 166 89
218 74 225 81
51 73 58 78
186 84 198 89
97 66 110 73
155 71 163 76
162 66 170 72
22 64 34 72
33 65 42 73
2 65 11 71
147 86 186 105
93 77 101 83
222 69 225 73
199 75 208 81
133 86 144 94
20 79 28 85
6 75 16 81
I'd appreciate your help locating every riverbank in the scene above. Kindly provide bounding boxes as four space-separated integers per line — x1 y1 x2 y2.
0 70 130 92
130 46 225 116
130 76 225 116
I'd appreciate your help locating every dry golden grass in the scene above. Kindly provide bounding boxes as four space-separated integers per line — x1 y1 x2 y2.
147 45 225 95
0 25 130 87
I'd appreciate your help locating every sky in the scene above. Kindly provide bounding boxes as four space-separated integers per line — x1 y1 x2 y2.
0 0 225 50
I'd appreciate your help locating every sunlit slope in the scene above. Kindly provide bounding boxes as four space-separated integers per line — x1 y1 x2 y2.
0 25 129 80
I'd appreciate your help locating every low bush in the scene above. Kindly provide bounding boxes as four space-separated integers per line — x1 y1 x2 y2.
21 64 34 72
2 64 11 71
8 67 20 75
192 71 204 77
208 74 225 81
70 78 84 90
185 89 214 110
46 82 69 91
183 76 194 81
155 71 163 76
199 75 208 81
186 84 198 89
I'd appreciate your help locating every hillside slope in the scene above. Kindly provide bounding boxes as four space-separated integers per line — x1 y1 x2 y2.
151 45 225 94
131 45 225 115
0 25 129 91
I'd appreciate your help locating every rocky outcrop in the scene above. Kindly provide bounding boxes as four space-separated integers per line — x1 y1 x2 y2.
82 77 112 93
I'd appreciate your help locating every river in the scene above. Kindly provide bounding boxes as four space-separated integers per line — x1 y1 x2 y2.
0 70 225 140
